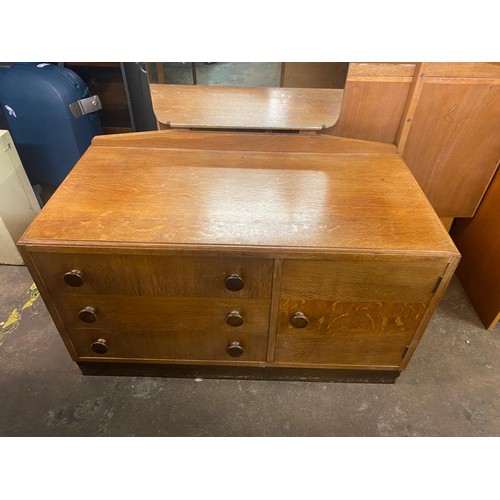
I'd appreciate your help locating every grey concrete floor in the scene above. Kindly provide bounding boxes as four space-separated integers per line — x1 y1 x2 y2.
0 264 499 436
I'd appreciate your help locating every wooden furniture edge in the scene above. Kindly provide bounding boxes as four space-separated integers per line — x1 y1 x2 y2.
486 312 500 331
77 362 401 383
17 241 460 260
396 63 427 152
347 63 416 79
90 130 399 155
17 245 79 360
266 259 283 362
400 255 461 369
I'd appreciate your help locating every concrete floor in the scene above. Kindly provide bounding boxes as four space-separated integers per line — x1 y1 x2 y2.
0 264 499 437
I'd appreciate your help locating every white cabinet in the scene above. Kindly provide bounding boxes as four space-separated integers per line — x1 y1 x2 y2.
0 130 40 264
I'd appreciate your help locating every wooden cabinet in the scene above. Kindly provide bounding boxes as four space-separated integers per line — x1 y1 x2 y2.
18 131 459 381
451 167 500 330
327 62 500 219
328 63 415 144
400 66 500 217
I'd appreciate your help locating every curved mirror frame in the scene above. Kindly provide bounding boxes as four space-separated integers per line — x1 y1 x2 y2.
145 62 349 131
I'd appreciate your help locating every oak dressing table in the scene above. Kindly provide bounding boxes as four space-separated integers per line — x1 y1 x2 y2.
18 130 460 381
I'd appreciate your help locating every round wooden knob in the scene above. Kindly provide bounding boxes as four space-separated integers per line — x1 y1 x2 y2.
225 274 244 292
63 269 84 287
91 339 108 354
78 306 97 323
225 311 244 327
290 311 309 328
226 341 244 357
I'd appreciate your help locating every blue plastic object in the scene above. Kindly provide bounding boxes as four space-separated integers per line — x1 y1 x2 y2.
0 63 102 186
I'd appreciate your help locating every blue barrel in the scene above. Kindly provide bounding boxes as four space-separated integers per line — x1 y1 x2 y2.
0 63 102 187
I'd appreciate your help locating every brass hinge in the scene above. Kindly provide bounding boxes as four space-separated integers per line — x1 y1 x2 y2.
433 275 444 293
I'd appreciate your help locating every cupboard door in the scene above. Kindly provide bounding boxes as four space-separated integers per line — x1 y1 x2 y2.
274 258 448 367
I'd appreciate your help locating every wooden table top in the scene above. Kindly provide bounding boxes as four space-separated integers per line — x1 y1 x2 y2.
149 84 344 131
20 131 458 258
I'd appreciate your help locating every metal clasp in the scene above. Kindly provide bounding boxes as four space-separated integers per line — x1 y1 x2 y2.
69 95 102 118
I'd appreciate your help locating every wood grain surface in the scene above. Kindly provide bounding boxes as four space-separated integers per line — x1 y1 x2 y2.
273 257 445 365
278 300 426 334
281 258 448 302
326 62 415 143
92 129 398 155
70 327 268 362
31 252 273 298
328 81 412 143
347 63 416 79
424 62 500 79
18 131 461 375
274 327 413 367
402 81 500 217
149 84 344 130
452 168 500 329
20 135 457 257
53 294 270 335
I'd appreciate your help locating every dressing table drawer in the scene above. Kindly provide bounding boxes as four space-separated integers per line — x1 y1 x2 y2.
70 328 268 362
52 294 271 335
32 252 274 299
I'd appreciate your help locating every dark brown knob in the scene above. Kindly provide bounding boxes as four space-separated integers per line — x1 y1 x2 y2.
78 306 97 323
63 269 84 287
225 274 244 292
226 341 244 357
225 311 244 327
91 339 108 354
290 311 308 328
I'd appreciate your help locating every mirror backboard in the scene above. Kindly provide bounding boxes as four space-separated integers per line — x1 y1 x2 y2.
145 62 349 131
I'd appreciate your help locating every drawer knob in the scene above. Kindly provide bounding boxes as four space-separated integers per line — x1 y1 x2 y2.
290 311 308 328
79 306 97 323
226 341 244 357
64 269 84 287
91 339 108 354
225 274 244 292
225 310 244 327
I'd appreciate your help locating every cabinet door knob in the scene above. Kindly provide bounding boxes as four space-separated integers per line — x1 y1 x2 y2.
91 339 108 354
79 306 97 323
290 311 308 328
64 269 84 287
225 274 244 291
226 341 244 357
225 310 244 327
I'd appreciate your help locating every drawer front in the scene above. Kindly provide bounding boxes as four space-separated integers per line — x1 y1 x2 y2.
56 295 270 362
275 258 448 367
54 295 270 335
32 253 273 299
70 329 268 362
